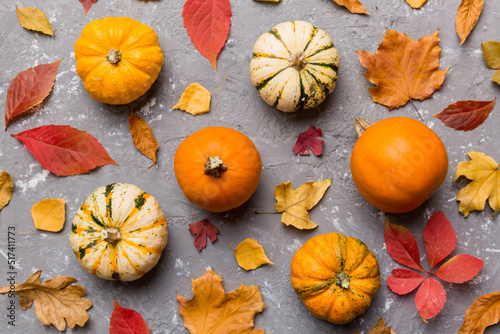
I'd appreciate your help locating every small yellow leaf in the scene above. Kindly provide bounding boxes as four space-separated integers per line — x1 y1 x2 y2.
16 7 54 36
234 238 274 270
274 178 332 229
0 171 13 211
492 69 500 85
405 0 427 8
454 152 500 218
31 198 66 232
172 83 211 115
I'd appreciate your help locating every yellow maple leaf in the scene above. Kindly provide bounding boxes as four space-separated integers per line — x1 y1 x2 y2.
274 178 332 229
172 83 211 115
16 7 54 36
31 198 66 232
0 171 13 211
458 291 500 334
177 269 265 334
234 238 274 271
454 152 500 218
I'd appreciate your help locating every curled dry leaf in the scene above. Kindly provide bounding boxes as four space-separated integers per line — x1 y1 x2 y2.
482 41 500 85
456 0 484 45
79 0 98 15
0 270 92 331
16 7 53 36
189 219 219 252
31 198 65 232
109 300 150 334
0 171 13 211
128 113 158 168
458 291 500 334
434 98 496 131
172 83 211 115
291 125 324 156
405 0 427 9
177 268 265 334
234 238 274 270
454 152 500 217
331 0 369 14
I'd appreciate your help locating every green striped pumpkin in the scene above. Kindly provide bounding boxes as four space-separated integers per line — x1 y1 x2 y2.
69 183 168 281
250 21 340 112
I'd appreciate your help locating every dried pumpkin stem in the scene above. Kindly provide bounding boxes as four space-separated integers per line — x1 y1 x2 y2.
335 272 350 289
204 156 228 178
102 227 122 244
353 116 374 137
107 49 122 64
289 51 307 71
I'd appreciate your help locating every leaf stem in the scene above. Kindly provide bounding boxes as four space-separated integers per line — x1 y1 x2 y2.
283 133 298 144
211 73 227 95
410 98 424 122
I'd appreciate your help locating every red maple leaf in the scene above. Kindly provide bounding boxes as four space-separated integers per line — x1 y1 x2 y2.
79 0 98 15
182 0 231 70
189 219 219 251
12 125 117 176
433 98 496 131
109 300 150 334
291 125 324 156
384 211 484 322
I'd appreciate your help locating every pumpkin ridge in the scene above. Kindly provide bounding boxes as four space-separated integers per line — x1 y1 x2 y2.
119 245 146 276
306 43 334 59
308 62 339 74
121 239 163 255
78 239 102 260
252 52 287 60
122 217 166 234
268 28 291 56
255 67 288 91
90 248 107 275
302 27 318 54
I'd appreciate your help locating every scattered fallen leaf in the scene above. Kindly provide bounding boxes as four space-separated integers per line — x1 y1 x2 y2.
0 171 13 211
0 270 92 331
434 98 496 131
109 300 150 334
385 212 483 322
454 152 500 217
128 113 159 168
458 291 500 334
405 0 427 9
79 0 98 15
5 59 62 129
353 318 397 334
482 41 500 85
31 198 65 232
357 29 448 110
189 219 219 252
183 0 231 70
177 268 265 334
274 178 332 229
172 83 211 115
291 125 324 156
456 0 484 45
331 0 369 14
234 238 274 270
16 7 53 36
12 125 117 176
254 0 281 2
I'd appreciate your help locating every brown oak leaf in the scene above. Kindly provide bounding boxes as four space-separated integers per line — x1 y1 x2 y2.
128 112 159 168
434 98 496 131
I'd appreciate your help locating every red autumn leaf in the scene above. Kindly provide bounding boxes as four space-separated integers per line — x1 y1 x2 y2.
415 277 446 322
292 125 324 156
384 217 424 271
109 300 150 334
183 0 231 70
434 98 496 131
5 59 61 130
12 125 117 176
423 211 457 270
434 254 484 283
387 268 426 295
79 0 98 15
189 219 219 252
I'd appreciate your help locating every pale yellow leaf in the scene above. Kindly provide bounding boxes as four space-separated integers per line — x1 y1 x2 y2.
31 198 66 232
16 7 54 36
405 0 427 9
492 70 500 85
0 171 13 211
274 178 332 229
454 152 500 217
458 291 500 334
234 238 274 270
172 83 211 115
481 41 500 69
456 0 484 45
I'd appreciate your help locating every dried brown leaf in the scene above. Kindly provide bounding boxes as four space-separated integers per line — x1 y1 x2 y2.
458 291 500 334
0 171 13 211
128 113 159 168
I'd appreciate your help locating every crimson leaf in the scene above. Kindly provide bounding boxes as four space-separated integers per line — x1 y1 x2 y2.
423 211 457 270
292 125 324 156
189 219 219 251
384 217 424 271
434 254 484 283
109 300 150 334
79 0 98 15
415 277 446 322
434 98 496 131
387 268 426 295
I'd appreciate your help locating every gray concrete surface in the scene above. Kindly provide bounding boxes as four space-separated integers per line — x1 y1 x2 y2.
0 0 499 333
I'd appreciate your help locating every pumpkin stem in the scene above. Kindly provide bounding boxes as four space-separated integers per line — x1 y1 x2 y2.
102 227 122 244
353 116 374 137
335 272 350 289
107 49 122 64
204 156 228 178
289 51 307 71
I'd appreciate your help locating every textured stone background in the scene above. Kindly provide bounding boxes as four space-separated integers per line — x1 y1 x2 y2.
0 0 499 333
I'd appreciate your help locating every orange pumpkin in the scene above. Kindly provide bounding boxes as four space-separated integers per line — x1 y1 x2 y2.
350 117 448 213
174 127 262 213
291 233 380 324
74 17 164 105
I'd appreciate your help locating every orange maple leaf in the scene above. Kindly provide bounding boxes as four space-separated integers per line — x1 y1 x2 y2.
357 29 448 110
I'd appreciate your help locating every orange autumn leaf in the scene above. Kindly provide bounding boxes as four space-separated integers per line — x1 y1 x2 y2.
128 112 159 168
458 291 500 334
357 29 448 110
177 269 265 334
331 0 369 14
456 0 484 45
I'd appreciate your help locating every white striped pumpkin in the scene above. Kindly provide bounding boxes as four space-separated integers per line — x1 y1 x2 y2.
69 183 168 281
250 21 340 112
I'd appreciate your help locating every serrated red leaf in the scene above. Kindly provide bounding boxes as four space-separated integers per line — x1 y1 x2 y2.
384 217 424 271
12 125 117 176
434 254 484 283
109 300 150 334
423 211 457 270
79 0 98 15
292 125 324 156
5 59 61 130
434 98 496 131
415 277 446 322
183 0 231 70
189 219 219 252
387 269 426 295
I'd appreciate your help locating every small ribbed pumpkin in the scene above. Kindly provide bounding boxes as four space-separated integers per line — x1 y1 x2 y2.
69 183 168 281
249 21 340 112
74 17 164 105
291 233 380 324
